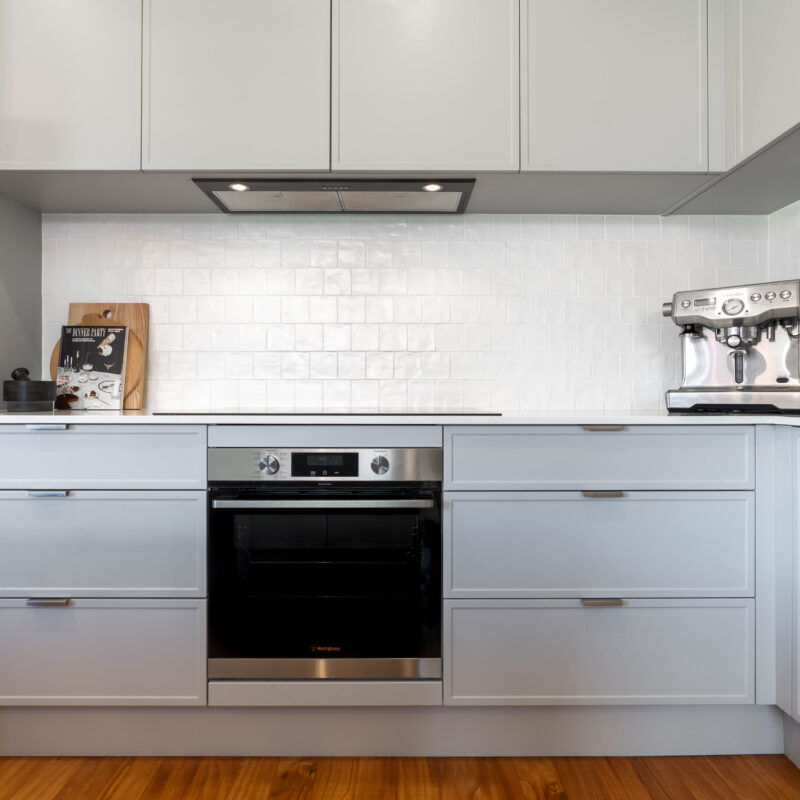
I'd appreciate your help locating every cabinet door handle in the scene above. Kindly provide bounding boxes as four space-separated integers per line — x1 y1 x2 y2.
25 491 69 498
25 598 73 607
581 599 624 607
24 424 68 431
581 425 625 432
581 491 625 498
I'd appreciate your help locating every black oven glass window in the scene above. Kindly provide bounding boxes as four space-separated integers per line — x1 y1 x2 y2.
209 492 441 662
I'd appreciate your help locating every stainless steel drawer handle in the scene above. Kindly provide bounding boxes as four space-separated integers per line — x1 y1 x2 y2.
581 425 626 432
25 598 73 607
581 599 624 607
25 491 69 498
24 424 68 431
212 499 434 510
581 491 626 499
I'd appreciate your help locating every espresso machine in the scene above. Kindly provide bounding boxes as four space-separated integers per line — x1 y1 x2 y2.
663 279 800 412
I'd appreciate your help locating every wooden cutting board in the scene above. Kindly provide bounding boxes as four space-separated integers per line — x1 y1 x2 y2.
49 303 149 410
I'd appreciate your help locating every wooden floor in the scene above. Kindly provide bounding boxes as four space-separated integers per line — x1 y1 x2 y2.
1 756 800 799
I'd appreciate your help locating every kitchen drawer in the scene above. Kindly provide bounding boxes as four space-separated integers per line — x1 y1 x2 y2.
444 599 754 705
444 491 754 598
0 491 205 598
0 599 206 705
444 425 754 490
0 425 206 489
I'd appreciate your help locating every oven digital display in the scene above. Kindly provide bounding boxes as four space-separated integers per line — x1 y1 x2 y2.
306 454 343 467
291 452 358 477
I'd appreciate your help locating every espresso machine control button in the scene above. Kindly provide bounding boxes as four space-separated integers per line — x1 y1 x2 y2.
722 298 744 316
766 291 777 301
781 289 792 299
751 293 762 302
680 300 691 308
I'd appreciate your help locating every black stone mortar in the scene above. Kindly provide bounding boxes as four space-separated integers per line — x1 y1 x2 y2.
3 367 57 412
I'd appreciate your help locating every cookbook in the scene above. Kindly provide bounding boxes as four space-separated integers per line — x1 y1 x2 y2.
55 326 128 410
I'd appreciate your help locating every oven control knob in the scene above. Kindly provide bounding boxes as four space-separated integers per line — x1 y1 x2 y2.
371 455 389 475
259 455 280 475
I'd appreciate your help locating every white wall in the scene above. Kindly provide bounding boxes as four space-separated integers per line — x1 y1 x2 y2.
41 212 770 411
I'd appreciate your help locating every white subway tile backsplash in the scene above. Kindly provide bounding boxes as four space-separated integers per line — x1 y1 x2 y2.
41 212 772 411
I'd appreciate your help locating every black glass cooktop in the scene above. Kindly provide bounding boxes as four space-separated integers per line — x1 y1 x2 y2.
153 408 501 416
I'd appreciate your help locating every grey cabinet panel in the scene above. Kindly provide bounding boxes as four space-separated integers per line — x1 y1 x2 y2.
208 425 442 448
208 680 442 707
0 491 206 598
445 599 754 705
0 425 206 489
445 425 754 490
444 491 754 598
0 599 206 705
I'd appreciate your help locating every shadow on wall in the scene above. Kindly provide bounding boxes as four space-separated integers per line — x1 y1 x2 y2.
0 192 41 381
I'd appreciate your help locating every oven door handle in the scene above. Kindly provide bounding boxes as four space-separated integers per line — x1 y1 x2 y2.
211 498 435 510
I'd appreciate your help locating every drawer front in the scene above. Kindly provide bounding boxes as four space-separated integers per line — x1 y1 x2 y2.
444 599 754 705
444 491 754 598
0 599 206 705
208 680 443 707
208 425 442 448
0 491 206 597
0 425 206 489
445 425 754 490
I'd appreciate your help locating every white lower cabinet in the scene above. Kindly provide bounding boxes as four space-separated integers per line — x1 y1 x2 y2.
444 599 754 706
444 492 754 598
0 425 206 490
0 491 206 598
0 599 206 706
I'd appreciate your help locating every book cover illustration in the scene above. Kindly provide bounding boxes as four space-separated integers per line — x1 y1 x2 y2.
55 326 128 410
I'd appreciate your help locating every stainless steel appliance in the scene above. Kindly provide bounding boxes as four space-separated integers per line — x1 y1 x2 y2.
194 178 475 214
207 446 442 680
663 279 800 412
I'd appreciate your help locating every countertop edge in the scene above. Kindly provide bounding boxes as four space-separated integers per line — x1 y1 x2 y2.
0 410 796 426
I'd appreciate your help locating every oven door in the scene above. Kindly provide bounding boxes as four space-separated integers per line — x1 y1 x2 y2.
208 485 441 679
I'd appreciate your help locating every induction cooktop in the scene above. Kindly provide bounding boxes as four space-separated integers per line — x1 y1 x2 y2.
152 408 501 416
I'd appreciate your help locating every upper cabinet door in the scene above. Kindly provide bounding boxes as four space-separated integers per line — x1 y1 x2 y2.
0 0 141 170
332 0 519 171
728 0 800 166
143 0 330 171
522 0 709 172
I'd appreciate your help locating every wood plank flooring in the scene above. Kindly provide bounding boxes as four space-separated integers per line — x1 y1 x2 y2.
0 756 799 799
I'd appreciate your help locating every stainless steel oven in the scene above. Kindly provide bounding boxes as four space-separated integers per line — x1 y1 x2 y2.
207 447 442 680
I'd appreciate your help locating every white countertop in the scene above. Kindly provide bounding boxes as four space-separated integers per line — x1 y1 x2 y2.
0 408 796 426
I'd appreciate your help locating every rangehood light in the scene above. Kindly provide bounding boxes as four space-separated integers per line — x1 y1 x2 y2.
228 183 250 192
422 183 443 192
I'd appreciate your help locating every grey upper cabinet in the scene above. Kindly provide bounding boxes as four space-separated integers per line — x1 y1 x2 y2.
0 0 141 170
142 0 330 171
522 0 715 172
332 0 519 171
725 0 800 167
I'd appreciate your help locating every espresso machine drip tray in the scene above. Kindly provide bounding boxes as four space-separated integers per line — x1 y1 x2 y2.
663 279 800 414
666 389 800 414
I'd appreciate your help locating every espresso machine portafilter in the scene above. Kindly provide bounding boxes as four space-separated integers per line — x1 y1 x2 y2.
663 279 800 412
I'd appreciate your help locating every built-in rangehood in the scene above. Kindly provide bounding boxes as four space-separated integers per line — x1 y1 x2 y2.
193 178 475 214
